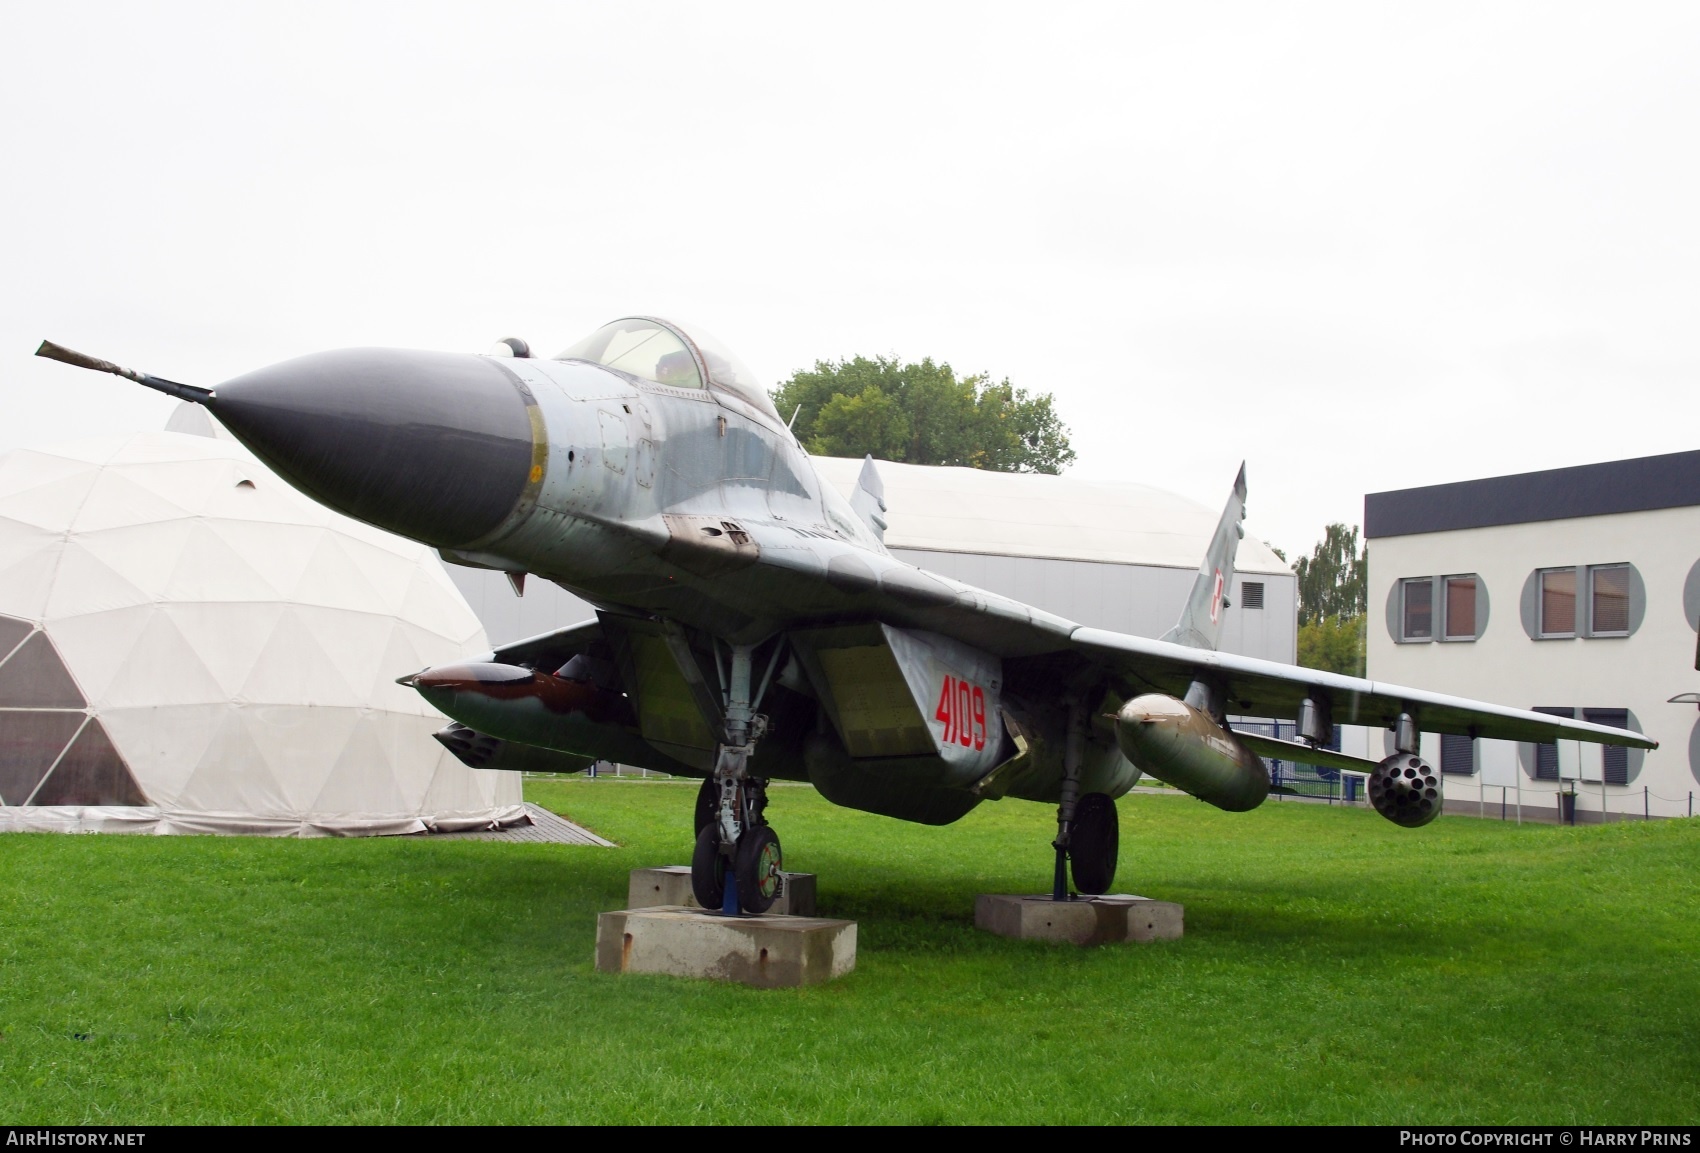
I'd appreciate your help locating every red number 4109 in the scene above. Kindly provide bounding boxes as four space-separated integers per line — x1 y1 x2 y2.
935 676 986 751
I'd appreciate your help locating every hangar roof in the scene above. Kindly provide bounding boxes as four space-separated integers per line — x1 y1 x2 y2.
810 457 1291 575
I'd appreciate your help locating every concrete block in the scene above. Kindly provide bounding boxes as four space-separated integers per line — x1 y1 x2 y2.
595 906 856 987
627 865 817 917
975 893 1184 946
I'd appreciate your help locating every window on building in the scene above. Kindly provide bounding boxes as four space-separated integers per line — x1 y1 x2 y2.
1440 733 1475 775
1401 578 1433 640
1589 565 1630 636
1443 575 1478 640
1241 582 1264 610
1582 708 1630 785
1532 706 1574 780
1539 569 1576 637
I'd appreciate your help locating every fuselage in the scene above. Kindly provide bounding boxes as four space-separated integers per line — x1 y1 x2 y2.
210 342 1079 656
198 321 1141 820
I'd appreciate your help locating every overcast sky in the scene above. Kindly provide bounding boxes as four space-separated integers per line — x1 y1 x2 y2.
2 2 1696 558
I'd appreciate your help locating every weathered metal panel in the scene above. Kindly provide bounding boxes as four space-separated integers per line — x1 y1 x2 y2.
791 623 1003 778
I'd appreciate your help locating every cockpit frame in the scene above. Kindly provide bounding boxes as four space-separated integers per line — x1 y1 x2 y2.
557 316 784 429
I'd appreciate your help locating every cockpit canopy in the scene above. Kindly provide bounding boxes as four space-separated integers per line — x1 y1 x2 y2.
556 317 778 421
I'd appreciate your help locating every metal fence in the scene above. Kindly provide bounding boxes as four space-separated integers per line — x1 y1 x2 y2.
1229 718 1366 805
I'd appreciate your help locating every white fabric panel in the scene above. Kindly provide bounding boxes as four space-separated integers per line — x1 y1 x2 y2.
0 804 531 837
201 521 327 593
155 519 286 604
97 607 232 707
238 605 362 705
141 601 288 701
0 534 66 622
36 606 150 701
369 623 439 712
313 712 411 816
69 468 195 532
0 465 101 531
45 542 155 618
99 705 227 806
291 531 395 614
398 566 485 645
343 536 441 612
173 705 295 814
0 432 524 837
68 520 200 603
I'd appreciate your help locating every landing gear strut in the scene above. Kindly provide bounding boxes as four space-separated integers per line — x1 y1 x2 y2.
1051 699 1120 898
688 640 785 915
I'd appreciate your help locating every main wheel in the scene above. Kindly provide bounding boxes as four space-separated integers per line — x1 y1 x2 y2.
734 824 783 914
1069 792 1119 895
694 775 718 838
690 824 727 910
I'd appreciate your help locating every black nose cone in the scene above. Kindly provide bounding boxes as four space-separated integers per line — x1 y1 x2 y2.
209 348 536 548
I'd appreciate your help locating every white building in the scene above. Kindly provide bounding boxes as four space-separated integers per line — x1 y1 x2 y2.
1365 449 1700 822
448 458 1297 664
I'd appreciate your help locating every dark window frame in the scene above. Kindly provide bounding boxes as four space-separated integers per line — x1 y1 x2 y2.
1531 706 1574 781
1538 568 1577 639
1581 708 1631 785
1439 732 1476 775
1587 564 1631 638
1441 573 1480 642
1401 577 1435 642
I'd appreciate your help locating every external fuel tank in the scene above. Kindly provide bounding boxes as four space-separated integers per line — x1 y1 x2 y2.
1113 693 1270 812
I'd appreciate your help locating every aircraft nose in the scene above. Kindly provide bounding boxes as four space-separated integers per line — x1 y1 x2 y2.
208 348 538 548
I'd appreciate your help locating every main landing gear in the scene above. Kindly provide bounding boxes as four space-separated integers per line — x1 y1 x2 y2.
689 640 785 915
1051 698 1120 898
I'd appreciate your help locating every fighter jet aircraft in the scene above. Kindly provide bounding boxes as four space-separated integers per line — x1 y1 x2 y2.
37 318 1657 913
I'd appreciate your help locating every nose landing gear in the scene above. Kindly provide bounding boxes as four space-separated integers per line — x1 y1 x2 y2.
688 640 786 915
690 774 783 914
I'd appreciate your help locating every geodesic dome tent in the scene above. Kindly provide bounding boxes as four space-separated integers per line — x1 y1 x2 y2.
0 431 524 836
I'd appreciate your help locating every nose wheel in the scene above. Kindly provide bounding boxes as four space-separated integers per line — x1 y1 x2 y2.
689 638 787 915
690 779 783 914
736 825 783 911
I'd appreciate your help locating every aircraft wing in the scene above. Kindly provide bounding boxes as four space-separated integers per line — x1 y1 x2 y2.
1067 625 1657 749
483 618 605 671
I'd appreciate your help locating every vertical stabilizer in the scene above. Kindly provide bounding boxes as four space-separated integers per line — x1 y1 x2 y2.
849 455 888 543
1161 463 1248 651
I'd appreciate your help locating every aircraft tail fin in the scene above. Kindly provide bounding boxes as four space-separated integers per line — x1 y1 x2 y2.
1160 463 1248 651
849 455 888 543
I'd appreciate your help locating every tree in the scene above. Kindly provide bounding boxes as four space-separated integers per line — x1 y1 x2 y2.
1293 523 1366 626
771 355 1076 473
1291 523 1367 676
1297 615 1366 677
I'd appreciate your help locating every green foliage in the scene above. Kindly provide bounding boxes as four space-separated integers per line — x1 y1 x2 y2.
772 355 1076 473
1298 613 1366 676
3 781 1699 1123
1294 523 1366 627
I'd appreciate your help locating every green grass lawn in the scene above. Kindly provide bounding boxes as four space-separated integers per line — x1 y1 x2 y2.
2 781 1697 1125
